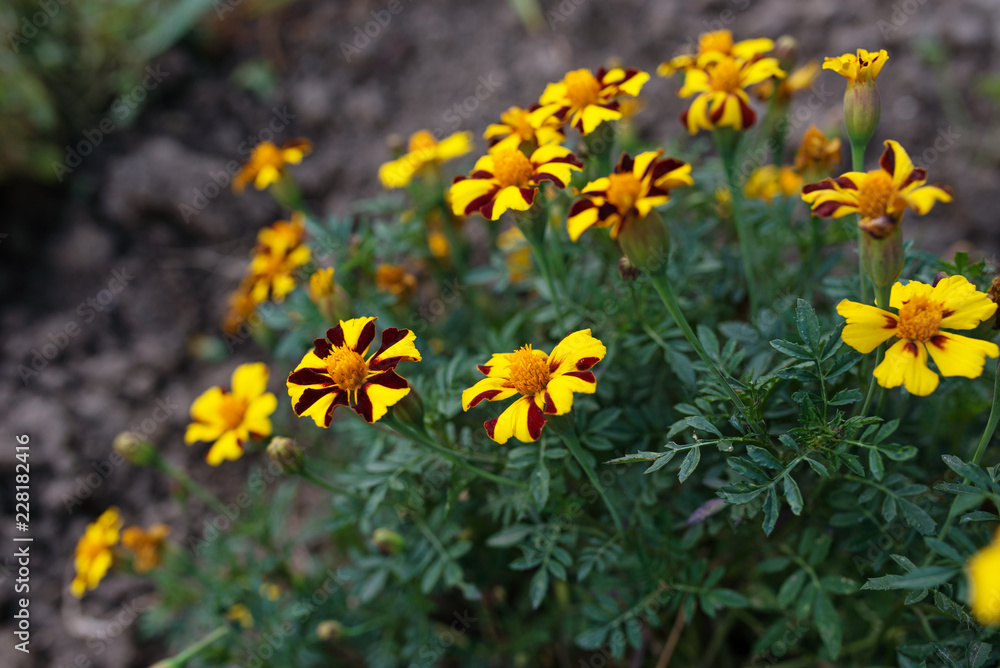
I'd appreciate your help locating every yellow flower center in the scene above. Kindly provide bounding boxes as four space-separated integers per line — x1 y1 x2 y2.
896 295 943 342
218 394 249 431
710 58 742 92
408 130 437 152
857 170 895 220
492 150 535 188
507 345 551 396
325 347 370 391
605 172 644 213
564 69 602 109
699 30 733 55
251 142 284 171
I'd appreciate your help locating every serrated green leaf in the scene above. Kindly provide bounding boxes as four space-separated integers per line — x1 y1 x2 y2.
644 452 676 474
795 299 821 351
900 499 936 535
777 570 807 608
762 487 780 536
685 416 723 438
784 475 804 515
862 566 958 591
924 537 965 564
813 589 842 659
678 447 701 483
882 495 897 523
829 388 862 406
770 339 814 360
529 567 549 609
487 525 533 548
869 449 885 482
819 576 857 595
747 445 782 470
530 462 550 509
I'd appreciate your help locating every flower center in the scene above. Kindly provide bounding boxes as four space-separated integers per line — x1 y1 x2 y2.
492 150 535 188
408 130 437 152
896 295 943 342
564 69 602 109
857 170 895 220
605 173 644 213
699 30 733 55
325 347 369 391
710 57 742 92
218 394 248 431
507 345 551 397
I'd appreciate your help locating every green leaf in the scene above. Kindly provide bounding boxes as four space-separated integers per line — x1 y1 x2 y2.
575 626 609 650
644 452 676 474
819 576 858 595
421 558 445 594
762 487 780 536
899 499 936 535
881 495 897 523
826 353 861 380
529 567 549 609
813 589 842 659
706 588 749 608
942 455 996 491
747 445 783 470
960 511 1000 523
605 451 663 465
862 566 958 591
678 448 701 483
783 475 804 516
487 525 533 548
967 641 993 668
829 389 862 406
530 462 550 509
804 456 831 477
795 299 821 351
758 557 792 573
770 339 813 360
777 570 807 608
685 416 723 438
868 449 885 482
923 537 965 564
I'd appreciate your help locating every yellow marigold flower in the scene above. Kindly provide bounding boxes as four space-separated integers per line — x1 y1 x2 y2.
309 267 335 299
485 106 565 155
837 275 999 396
793 125 842 178
185 362 278 465
823 48 888 84
658 30 774 77
450 145 582 221
378 130 473 189
72 508 122 597
462 330 606 444
427 228 451 260
222 281 258 334
679 55 785 134
375 263 417 302
233 138 312 193
528 67 650 135
287 317 421 426
743 165 803 204
227 604 254 628
497 226 532 283
567 150 693 241
247 214 312 303
968 530 1000 625
754 61 820 103
121 524 170 573
801 140 952 238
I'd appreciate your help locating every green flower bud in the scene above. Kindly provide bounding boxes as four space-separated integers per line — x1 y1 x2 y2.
617 208 670 276
860 219 903 291
266 437 304 474
844 79 881 151
373 528 406 556
113 431 157 467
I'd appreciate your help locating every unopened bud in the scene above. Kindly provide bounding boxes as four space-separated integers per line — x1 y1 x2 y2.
391 388 424 427
373 528 405 555
860 222 903 291
617 208 669 276
618 256 640 282
774 35 799 72
267 436 304 474
113 431 157 467
988 277 1000 330
317 620 343 641
844 79 881 151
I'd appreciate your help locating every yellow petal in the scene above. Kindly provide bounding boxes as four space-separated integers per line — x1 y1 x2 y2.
232 362 269 400
549 329 607 375
926 332 999 379
185 421 225 445
490 185 534 219
836 299 899 353
543 372 596 416
678 69 711 98
339 316 378 353
732 37 774 60
874 339 939 396
576 105 622 135
889 279 933 309
882 140 916 191
206 430 243 466
435 131 473 161
486 396 544 444
968 537 1000 625
244 393 277 436
462 376 518 410
900 184 952 215
449 178 496 216
931 275 997 330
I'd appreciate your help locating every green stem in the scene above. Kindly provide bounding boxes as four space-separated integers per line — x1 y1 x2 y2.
551 418 624 535
851 142 869 305
518 206 566 330
972 358 1000 466
715 129 760 314
150 624 231 667
298 469 366 500
153 457 230 517
859 283 892 417
649 274 765 440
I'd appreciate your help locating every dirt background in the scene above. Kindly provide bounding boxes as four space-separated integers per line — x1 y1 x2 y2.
1 0 999 665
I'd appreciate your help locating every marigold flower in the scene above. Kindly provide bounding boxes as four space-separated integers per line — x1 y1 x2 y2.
567 151 693 241
528 67 649 135
753 61 819 103
223 281 259 334
247 214 312 304
185 362 278 465
233 139 312 193
309 268 335 299
485 106 565 155
450 145 582 221
678 55 785 134
227 604 254 628
743 165 803 204
836 275 999 396
658 30 774 77
287 317 421 426
121 524 170 573
968 529 1000 625
823 48 888 84
497 226 532 283
72 508 122 597
378 130 473 189
375 263 418 302
462 330 606 444
801 140 952 238
793 125 842 179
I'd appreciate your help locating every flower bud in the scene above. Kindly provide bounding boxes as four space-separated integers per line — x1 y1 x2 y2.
844 79 881 151
266 436 304 474
113 431 158 467
391 388 424 427
988 277 1000 330
373 528 406 555
617 208 669 276
618 256 640 282
860 221 903 292
317 620 344 641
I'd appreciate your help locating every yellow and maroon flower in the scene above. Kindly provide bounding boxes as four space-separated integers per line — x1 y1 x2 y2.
449 145 582 221
287 317 421 426
121 524 170 573
462 330 606 444
246 214 312 303
823 48 888 84
678 55 785 134
185 362 277 465
72 508 122 597
658 30 774 77
378 130 473 189
567 151 693 241
528 68 650 135
837 275 999 396
801 140 952 237
743 165 803 204
793 125 842 180
233 138 312 193
485 105 565 155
